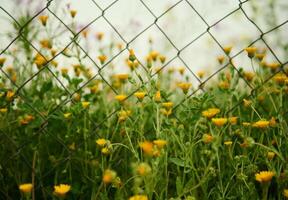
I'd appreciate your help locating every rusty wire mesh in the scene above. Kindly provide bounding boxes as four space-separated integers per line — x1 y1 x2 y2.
0 0 287 198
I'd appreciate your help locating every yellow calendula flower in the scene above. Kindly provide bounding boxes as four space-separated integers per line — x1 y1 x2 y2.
39 15 48 26
136 162 151 176
154 90 161 102
267 152 276 160
0 57 6 66
129 194 149 200
6 90 15 101
98 55 107 64
101 147 110 155
267 62 280 71
202 108 220 119
54 184 71 197
161 108 172 117
217 55 225 64
229 117 238 125
252 120 270 128
118 110 131 122
255 171 275 183
40 39 52 49
70 10 77 18
0 108 8 113
102 169 117 184
218 81 230 89
162 102 173 109
223 46 232 55
149 50 159 61
115 94 127 103
139 141 154 156
203 134 214 144
96 138 107 147
243 71 254 82
134 92 146 101
95 32 104 41
197 70 205 79
245 46 257 58
211 118 228 127
178 66 185 75
34 54 47 69
177 82 192 94
255 53 265 61
274 73 287 84
153 139 167 149
284 189 288 198
159 55 166 64
224 141 233 146
19 183 33 193
81 101 90 109
114 73 129 81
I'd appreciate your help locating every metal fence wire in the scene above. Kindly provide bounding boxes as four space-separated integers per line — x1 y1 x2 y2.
0 0 288 199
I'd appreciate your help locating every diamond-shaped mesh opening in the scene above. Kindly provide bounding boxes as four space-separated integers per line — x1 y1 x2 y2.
209 9 261 56
157 1 207 49
241 0 288 33
180 33 229 82
141 0 181 17
263 22 288 64
48 0 102 31
187 0 239 25
104 0 155 42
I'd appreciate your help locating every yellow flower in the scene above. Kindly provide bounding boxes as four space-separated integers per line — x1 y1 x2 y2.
115 94 127 103
129 194 149 200
245 46 257 58
118 110 131 122
154 91 161 102
61 68 68 76
223 46 232 55
197 70 205 78
0 57 6 66
161 108 172 117
202 134 214 144
102 169 117 184
34 54 47 69
81 101 90 109
134 92 146 101
96 32 104 41
101 147 110 155
162 102 173 109
39 15 48 26
98 55 107 64
229 117 238 125
284 189 288 198
178 66 185 75
70 10 77 18
19 183 33 193
129 49 136 62
149 50 159 61
177 82 192 94
243 99 252 107
211 118 228 127
255 53 265 61
274 73 287 84
139 141 154 156
267 62 280 71
243 71 255 81
96 138 107 147
217 55 225 64
6 90 15 101
114 73 129 81
224 141 233 146
202 108 220 119
136 162 151 176
252 120 270 128
267 152 275 160
159 55 166 64
218 81 230 89
40 39 52 49
54 184 71 196
63 112 72 119
0 108 8 113
255 171 275 183
153 139 167 149
242 122 251 127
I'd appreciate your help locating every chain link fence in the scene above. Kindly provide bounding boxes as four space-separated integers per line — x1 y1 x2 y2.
0 0 288 199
